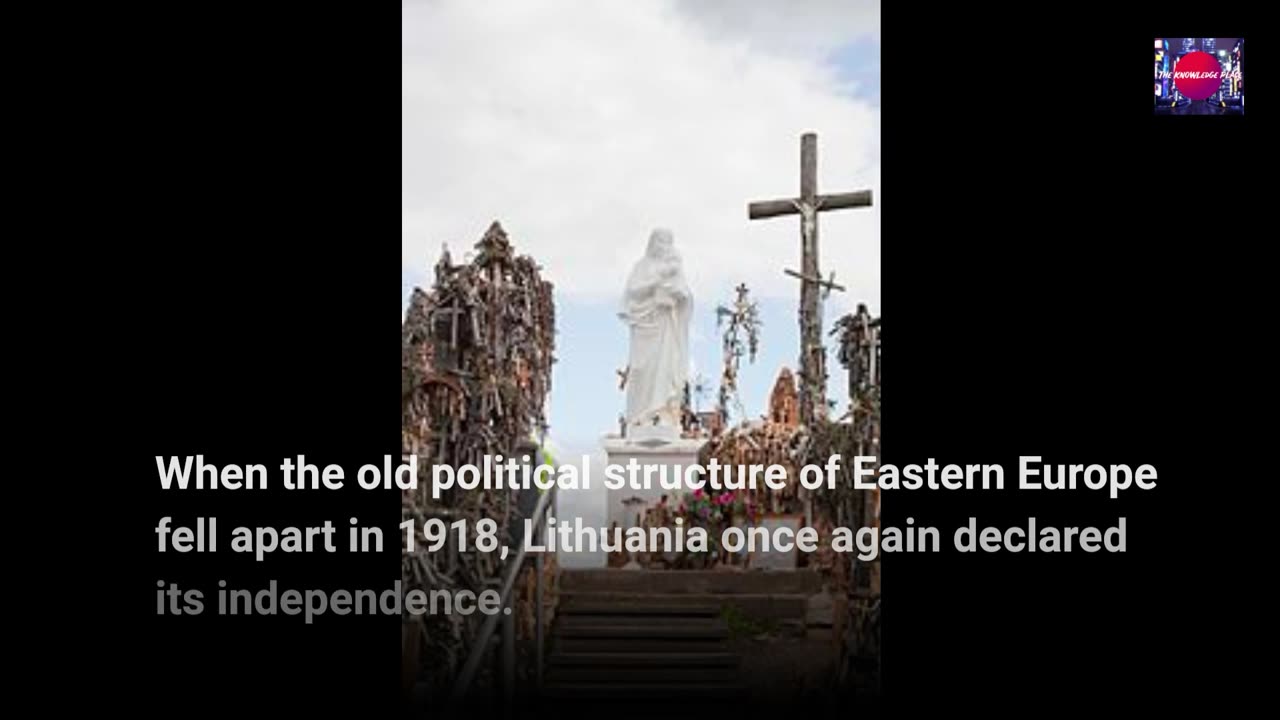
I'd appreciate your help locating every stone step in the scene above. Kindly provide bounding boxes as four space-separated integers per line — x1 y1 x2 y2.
560 591 808 621
560 594 722 616
561 568 822 596
558 614 722 628
557 623 728 639
540 683 742 699
548 651 739 667
554 637 730 653
546 665 740 684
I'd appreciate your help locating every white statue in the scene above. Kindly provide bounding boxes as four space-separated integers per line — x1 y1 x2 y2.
619 228 692 432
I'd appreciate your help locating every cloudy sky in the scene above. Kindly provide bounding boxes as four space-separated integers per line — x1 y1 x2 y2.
403 0 880 477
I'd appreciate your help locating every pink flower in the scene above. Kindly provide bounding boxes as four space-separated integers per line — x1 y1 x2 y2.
693 488 704 499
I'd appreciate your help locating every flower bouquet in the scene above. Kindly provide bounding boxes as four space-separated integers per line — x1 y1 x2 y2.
677 488 764 567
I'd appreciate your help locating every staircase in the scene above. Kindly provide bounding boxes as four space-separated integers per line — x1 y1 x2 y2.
542 568 822 704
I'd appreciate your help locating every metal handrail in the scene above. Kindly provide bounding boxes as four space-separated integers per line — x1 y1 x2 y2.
451 482 557 701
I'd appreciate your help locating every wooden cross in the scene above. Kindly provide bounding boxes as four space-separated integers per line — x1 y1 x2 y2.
748 132 872 426
433 301 466 348
783 269 845 297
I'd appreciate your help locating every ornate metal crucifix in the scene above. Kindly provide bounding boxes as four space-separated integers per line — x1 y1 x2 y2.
748 132 872 426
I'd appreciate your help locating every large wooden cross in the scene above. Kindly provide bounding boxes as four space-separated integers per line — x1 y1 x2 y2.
748 132 873 426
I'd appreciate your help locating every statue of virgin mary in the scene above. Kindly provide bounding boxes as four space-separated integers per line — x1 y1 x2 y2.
619 228 692 432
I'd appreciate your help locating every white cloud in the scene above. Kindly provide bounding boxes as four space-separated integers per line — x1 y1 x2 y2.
403 0 880 317
680 0 879 57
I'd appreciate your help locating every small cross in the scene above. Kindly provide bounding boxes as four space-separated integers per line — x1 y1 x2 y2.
432 301 467 348
783 269 846 298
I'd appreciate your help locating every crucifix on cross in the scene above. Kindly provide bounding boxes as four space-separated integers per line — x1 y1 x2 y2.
748 132 872 426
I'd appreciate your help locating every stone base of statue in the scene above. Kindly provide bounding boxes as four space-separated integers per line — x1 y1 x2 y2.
602 430 705 539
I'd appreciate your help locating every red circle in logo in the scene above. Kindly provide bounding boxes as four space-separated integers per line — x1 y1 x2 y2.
1173 51 1222 100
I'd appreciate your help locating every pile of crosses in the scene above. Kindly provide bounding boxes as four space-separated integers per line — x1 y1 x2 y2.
631 368 811 571
400 221 557 696
810 303 881 692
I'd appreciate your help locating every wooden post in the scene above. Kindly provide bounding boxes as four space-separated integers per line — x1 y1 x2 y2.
799 133 823 424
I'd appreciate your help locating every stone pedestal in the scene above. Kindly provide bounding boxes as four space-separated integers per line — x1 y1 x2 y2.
602 432 705 533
